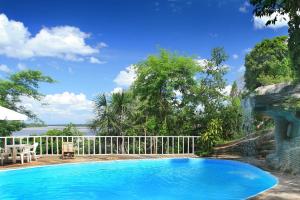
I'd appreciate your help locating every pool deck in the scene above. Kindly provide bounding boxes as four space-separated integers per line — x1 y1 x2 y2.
0 154 299 200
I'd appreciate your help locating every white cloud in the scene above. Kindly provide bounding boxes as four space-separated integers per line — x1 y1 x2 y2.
89 56 105 64
17 63 27 70
253 12 289 29
244 48 252 53
222 85 232 96
232 54 239 59
0 64 11 73
195 59 208 67
111 87 123 94
0 13 104 61
239 1 250 13
114 65 137 87
97 42 108 48
238 65 246 73
20 92 94 124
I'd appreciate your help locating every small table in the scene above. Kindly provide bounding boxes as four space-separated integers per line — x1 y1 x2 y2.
6 144 28 164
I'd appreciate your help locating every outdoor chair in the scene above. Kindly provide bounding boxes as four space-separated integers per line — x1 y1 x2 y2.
17 145 31 164
62 142 74 159
0 147 11 166
30 143 39 161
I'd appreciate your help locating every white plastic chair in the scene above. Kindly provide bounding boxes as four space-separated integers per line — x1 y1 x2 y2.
17 146 31 164
30 143 39 160
0 147 11 166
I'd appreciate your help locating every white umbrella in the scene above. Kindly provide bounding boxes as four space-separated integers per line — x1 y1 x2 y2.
0 106 28 121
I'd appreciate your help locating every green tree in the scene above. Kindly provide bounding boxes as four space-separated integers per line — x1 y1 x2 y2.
199 119 223 154
250 0 300 79
45 123 83 136
91 48 241 155
198 47 228 133
132 49 201 136
230 81 239 98
90 91 132 136
0 70 54 136
221 81 243 139
244 36 293 91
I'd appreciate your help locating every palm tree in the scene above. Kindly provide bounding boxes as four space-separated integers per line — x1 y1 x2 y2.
90 94 113 135
90 91 133 153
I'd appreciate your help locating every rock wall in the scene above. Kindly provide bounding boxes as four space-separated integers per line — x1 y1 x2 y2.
267 136 300 174
253 83 300 174
215 130 275 157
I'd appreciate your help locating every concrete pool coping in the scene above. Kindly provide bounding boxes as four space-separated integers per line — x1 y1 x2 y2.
0 154 299 199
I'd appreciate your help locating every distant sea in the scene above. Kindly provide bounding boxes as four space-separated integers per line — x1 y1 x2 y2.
12 126 96 136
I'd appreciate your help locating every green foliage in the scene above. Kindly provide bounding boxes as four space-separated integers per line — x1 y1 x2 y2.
0 70 54 136
91 48 242 155
199 119 222 154
250 0 300 80
132 49 201 136
90 91 132 136
44 123 83 136
244 36 293 91
0 121 26 137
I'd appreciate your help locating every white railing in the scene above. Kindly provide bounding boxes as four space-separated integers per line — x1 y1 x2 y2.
0 136 200 156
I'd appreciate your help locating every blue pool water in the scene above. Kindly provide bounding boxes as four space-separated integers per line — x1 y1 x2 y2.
0 158 277 200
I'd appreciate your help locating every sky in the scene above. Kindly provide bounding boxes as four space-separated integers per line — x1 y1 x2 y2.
0 0 288 124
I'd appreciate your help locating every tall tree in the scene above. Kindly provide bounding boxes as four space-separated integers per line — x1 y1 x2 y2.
133 49 201 136
244 36 293 91
230 81 239 98
250 0 300 79
0 70 54 136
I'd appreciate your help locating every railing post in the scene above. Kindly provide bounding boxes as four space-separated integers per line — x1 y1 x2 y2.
133 137 135 154
88 137 91 155
192 136 195 154
144 137 146 155
127 137 129 154
162 137 164 154
167 137 169 154
61 137 64 155
172 137 175 154
82 136 85 155
150 137 152 154
93 137 96 155
76 137 79 155
138 137 141 154
155 136 158 154
122 136 124 154
111 137 113 154
182 136 185 154
105 137 107 154
188 137 190 154
177 137 180 154
116 137 119 154
46 136 48 155
99 136 101 154
51 137 53 155
40 137 42 156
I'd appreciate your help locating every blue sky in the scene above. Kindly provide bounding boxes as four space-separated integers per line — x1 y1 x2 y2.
0 0 288 124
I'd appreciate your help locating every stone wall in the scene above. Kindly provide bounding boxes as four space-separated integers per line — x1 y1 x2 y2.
267 136 300 174
215 130 274 157
253 83 300 174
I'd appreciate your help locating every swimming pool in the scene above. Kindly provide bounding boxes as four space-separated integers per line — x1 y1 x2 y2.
0 158 277 200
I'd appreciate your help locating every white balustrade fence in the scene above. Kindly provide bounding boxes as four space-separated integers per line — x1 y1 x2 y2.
0 136 200 156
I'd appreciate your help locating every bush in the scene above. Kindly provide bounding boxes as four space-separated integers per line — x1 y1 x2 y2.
199 119 222 154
